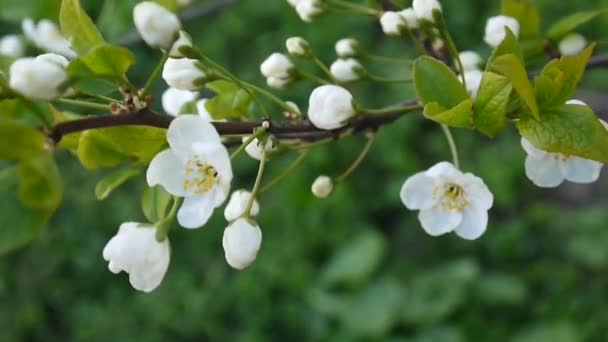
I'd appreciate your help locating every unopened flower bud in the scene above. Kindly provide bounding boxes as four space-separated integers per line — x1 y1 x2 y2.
168 31 193 58
283 101 301 119
162 57 207 90
9 53 69 100
133 1 182 50
222 218 262 270
335 38 360 58
399 8 419 29
0 35 25 58
330 58 365 83
457 51 483 72
558 33 587 56
242 136 276 160
260 53 294 79
311 175 334 198
484 15 520 48
162 87 197 116
412 0 442 23
295 0 323 22
224 190 260 222
308 85 356 130
380 11 406 36
286 36 311 57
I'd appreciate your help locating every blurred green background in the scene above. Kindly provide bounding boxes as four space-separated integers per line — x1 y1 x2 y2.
1 0 608 341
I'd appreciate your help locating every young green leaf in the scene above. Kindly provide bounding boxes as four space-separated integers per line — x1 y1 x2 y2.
0 121 47 160
413 56 469 108
473 72 513 137
487 28 523 66
488 54 538 119
501 0 540 38
423 99 474 128
95 164 141 200
142 186 172 223
18 154 63 211
204 80 253 119
546 10 606 41
517 104 608 163
68 44 135 83
60 0 105 55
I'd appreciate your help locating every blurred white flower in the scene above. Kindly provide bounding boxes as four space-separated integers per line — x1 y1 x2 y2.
308 85 356 130
162 57 207 90
380 11 405 36
457 51 483 72
401 161 494 240
266 76 291 89
286 36 310 57
9 53 69 100
133 1 181 50
102 222 170 293
335 38 359 58
22 18 75 58
294 0 323 22
169 31 193 58
412 0 442 22
459 69 483 100
311 175 334 198
147 115 233 228
330 58 364 83
242 136 275 160
0 35 25 58
222 218 262 270
484 15 520 48
399 8 420 29
260 53 294 79
224 190 260 221
195 98 214 121
162 87 197 116
558 33 587 56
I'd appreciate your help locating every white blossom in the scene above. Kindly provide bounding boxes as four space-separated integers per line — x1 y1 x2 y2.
457 51 483 72
162 57 207 90
222 218 262 270
242 136 275 160
559 33 587 56
22 18 75 58
380 11 405 36
0 35 25 58
459 69 483 100
412 0 442 23
224 190 260 221
133 1 182 50
162 87 198 116
260 53 294 79
286 36 310 57
9 53 69 100
330 58 364 83
308 85 356 130
401 161 494 240
147 115 233 228
311 175 334 198
484 15 520 48
399 8 420 29
335 38 359 58
102 222 170 293
169 31 193 58
295 0 323 22
521 100 605 187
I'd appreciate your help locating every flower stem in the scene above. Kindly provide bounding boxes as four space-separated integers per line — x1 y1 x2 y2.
437 16 466 87
359 103 422 115
404 28 427 56
260 150 309 193
441 124 460 169
156 196 183 242
335 133 376 183
298 71 330 85
55 98 111 111
244 82 297 114
245 148 267 218
311 55 338 83
141 51 170 98
362 52 413 65
367 74 412 83
230 126 268 160
326 0 381 16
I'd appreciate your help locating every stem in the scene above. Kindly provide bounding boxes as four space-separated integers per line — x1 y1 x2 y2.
311 55 338 83
362 52 413 65
55 98 111 111
327 0 381 16
260 150 309 193
367 74 412 83
141 51 170 98
438 16 466 87
335 133 376 182
299 71 330 85
156 196 183 242
230 127 268 160
245 148 267 218
404 28 427 55
440 124 460 169
244 82 296 113
360 103 422 115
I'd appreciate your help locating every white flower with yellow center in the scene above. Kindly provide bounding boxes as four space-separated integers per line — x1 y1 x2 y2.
400 161 494 240
147 115 233 228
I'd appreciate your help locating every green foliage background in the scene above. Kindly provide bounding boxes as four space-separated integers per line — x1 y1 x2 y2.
1 0 608 340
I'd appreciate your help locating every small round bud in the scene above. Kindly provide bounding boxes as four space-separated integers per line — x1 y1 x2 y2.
558 33 587 56
484 15 520 48
335 38 360 58
307 85 356 130
460 69 483 100
457 51 483 72
0 35 25 58
399 8 419 29
224 190 260 222
9 53 69 100
133 1 182 50
161 87 197 116
260 53 294 79
412 0 442 23
311 175 334 198
330 58 365 83
168 31 193 58
286 36 311 57
222 218 262 270
162 57 207 90
380 11 406 36
295 0 323 22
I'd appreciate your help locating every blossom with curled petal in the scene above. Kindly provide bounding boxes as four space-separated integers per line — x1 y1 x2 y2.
147 115 233 228
400 161 494 240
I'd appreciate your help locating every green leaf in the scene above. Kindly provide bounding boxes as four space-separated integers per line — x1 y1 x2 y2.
68 44 134 82
413 56 469 108
320 230 386 287
501 0 540 38
153 0 179 12
0 121 47 160
534 45 594 110
95 164 141 200
423 99 473 128
517 104 608 162
487 28 523 66
473 72 513 137
18 154 63 211
77 126 167 170
141 186 172 223
59 0 105 55
0 167 53 255
204 80 253 120
488 54 538 119
546 10 606 41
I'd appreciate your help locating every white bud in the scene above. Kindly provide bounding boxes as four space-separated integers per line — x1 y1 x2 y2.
224 190 260 222
260 53 294 79
399 8 419 29
286 36 310 57
484 15 520 48
222 218 262 270
168 31 193 58
133 1 182 50
460 69 483 100
335 38 359 58
0 35 25 58
9 54 68 100
161 87 197 116
242 136 275 160
412 0 442 22
330 58 364 83
457 51 483 72
266 76 291 89
380 11 406 36
22 18 75 58
102 222 170 293
311 175 334 198
559 33 587 56
308 85 356 130
295 0 323 22
162 57 206 90
284 101 301 117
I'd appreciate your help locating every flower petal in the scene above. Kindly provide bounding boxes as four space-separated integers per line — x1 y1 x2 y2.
461 173 494 210
177 192 216 229
146 149 187 196
562 156 603 184
454 204 488 240
167 115 221 157
425 161 461 179
521 138 548 159
524 155 565 188
400 172 437 210
418 206 462 236
191 142 233 206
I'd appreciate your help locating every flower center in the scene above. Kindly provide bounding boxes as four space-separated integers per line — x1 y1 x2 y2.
440 183 469 211
183 156 219 195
